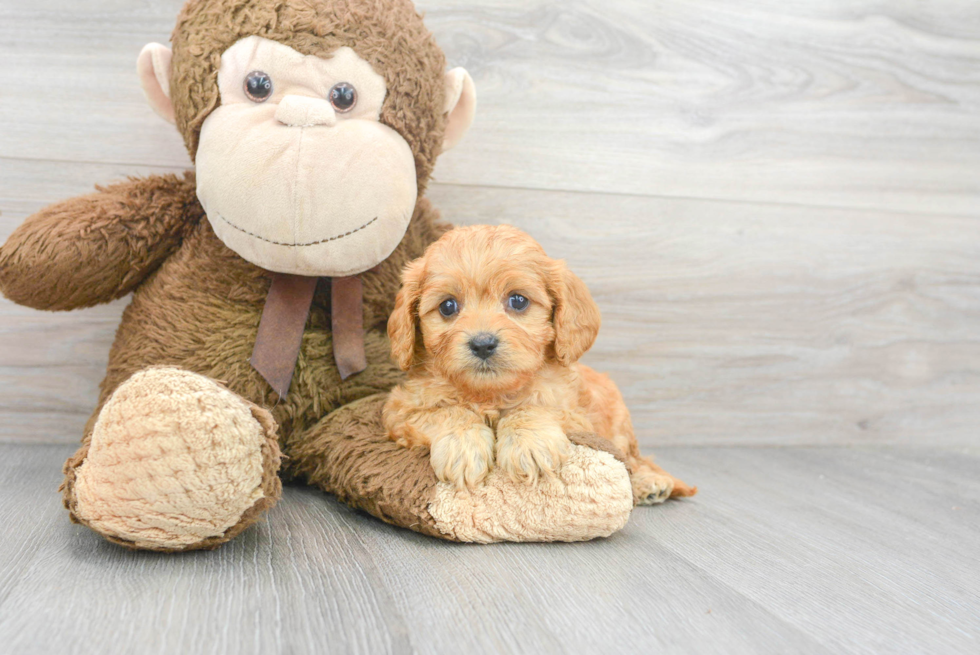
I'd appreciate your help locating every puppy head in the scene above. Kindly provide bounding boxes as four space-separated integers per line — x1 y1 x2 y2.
388 225 601 393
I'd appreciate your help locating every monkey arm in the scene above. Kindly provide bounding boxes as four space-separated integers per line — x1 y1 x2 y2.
0 172 201 311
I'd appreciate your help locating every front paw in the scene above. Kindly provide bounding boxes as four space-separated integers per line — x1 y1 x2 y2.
430 424 496 489
495 423 570 484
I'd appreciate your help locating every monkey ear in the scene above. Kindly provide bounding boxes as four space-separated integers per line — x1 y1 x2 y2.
442 68 476 152
387 259 426 371
137 43 176 124
549 261 602 366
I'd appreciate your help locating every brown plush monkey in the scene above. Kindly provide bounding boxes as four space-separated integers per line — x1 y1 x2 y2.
0 0 636 551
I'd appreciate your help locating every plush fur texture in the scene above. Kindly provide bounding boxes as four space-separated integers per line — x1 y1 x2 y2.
0 0 641 550
287 394 635 542
195 36 421 276
171 0 448 191
70 367 282 550
37 175 449 551
384 225 697 501
428 442 634 543
0 174 199 311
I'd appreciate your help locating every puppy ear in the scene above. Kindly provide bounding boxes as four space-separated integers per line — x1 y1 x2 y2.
549 260 601 365
387 259 426 370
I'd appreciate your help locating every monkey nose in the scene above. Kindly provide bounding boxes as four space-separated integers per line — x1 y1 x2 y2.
275 95 337 128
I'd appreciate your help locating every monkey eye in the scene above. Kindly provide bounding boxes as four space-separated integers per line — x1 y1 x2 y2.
438 298 459 318
508 293 530 312
244 71 273 102
329 82 357 113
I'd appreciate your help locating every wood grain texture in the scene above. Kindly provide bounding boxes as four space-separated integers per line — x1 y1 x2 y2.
3 170 978 446
0 9 978 439
0 1 978 213
0 443 977 655
432 185 980 447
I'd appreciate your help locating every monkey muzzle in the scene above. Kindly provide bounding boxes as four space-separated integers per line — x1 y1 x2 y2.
195 102 417 277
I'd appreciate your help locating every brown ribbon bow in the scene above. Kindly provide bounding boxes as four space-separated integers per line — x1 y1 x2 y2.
250 273 367 398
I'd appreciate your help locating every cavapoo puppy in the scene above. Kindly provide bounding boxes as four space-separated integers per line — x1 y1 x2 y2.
383 225 696 504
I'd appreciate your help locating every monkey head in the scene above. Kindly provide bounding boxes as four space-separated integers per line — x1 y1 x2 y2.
136 0 476 277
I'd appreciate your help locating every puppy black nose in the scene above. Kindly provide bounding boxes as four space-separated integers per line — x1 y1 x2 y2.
469 333 499 360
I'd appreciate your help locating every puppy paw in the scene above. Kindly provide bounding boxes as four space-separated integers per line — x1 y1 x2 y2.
633 470 675 505
430 424 496 489
495 423 570 484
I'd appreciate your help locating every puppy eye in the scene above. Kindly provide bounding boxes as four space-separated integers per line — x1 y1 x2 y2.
438 298 459 317
329 82 357 113
244 71 273 102
508 294 530 312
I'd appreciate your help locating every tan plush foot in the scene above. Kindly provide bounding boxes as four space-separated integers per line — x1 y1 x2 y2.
69 367 281 551
428 442 632 543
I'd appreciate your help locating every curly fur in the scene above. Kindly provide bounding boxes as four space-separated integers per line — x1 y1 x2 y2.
383 225 697 500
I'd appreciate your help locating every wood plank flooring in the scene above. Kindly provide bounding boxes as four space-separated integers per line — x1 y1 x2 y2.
0 443 976 655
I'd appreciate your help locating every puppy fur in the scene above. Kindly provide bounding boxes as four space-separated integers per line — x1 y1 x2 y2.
384 225 696 504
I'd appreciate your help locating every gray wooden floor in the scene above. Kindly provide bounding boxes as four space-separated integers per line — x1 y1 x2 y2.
1 443 977 654
1 0 979 653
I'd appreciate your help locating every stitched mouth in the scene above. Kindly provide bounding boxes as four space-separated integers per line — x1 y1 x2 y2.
210 211 379 247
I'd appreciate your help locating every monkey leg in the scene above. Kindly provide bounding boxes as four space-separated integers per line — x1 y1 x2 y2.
284 394 635 543
61 367 282 551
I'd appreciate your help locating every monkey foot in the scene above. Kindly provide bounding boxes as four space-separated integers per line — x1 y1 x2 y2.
428 436 634 543
292 396 636 544
67 367 282 551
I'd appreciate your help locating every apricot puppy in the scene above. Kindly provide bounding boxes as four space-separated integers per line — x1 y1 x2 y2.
384 225 696 504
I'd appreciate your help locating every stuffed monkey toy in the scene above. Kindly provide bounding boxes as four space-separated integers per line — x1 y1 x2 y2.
0 0 636 551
